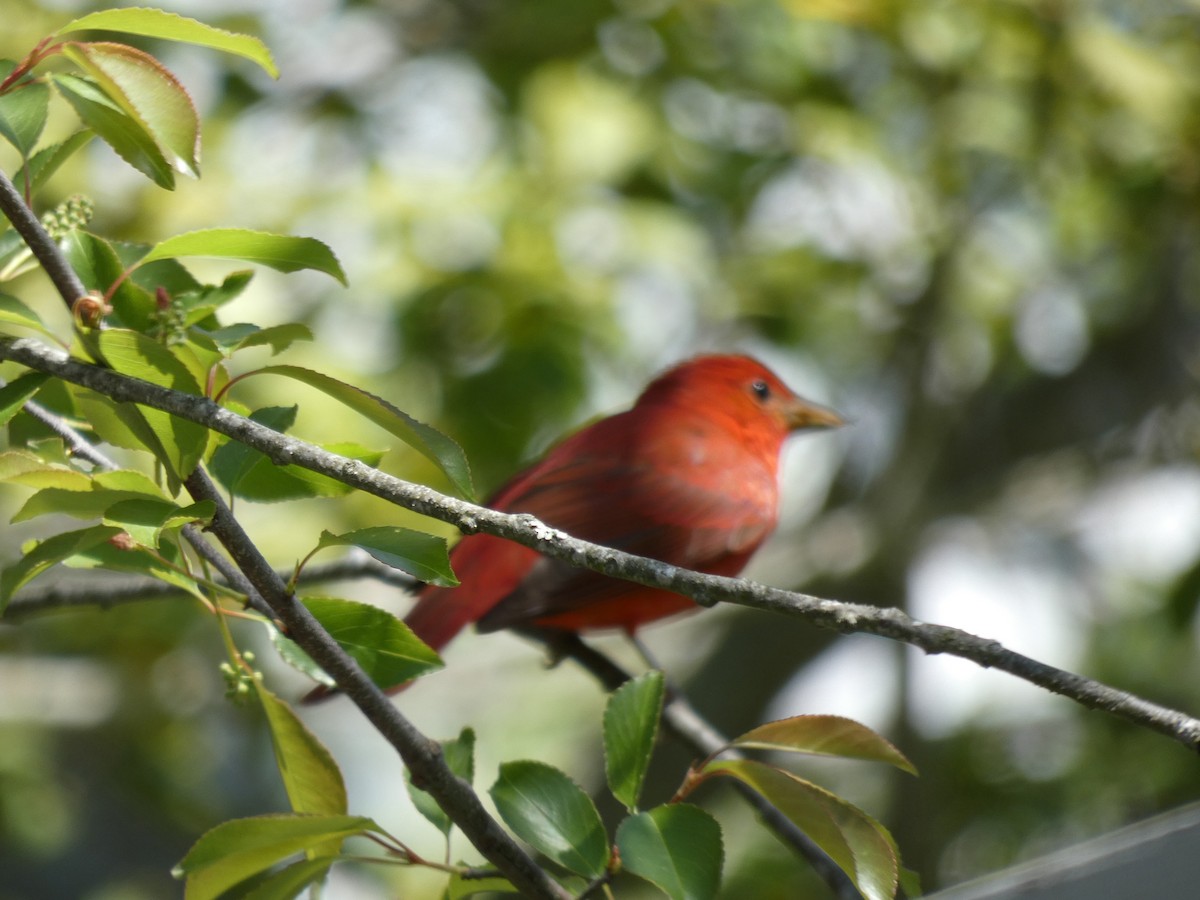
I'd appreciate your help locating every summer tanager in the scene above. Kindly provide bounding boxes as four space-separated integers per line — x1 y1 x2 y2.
306 354 841 700
410 354 842 649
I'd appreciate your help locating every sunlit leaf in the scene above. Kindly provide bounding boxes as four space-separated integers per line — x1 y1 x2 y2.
61 41 199 177
57 7 278 78
314 527 457 587
604 670 665 812
0 294 59 342
138 229 346 284
52 73 174 188
446 872 520 898
490 760 609 878
616 804 723 900
732 716 916 775
173 814 374 900
96 328 208 486
254 684 348 837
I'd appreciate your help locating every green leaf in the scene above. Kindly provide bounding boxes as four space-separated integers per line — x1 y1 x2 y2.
52 72 175 188
254 684 347 826
13 131 94 197
57 7 278 78
0 372 49 425
0 293 59 342
61 41 199 177
302 596 443 690
314 527 458 587
241 857 332 900
616 804 723 900
251 365 474 499
490 760 610 878
0 62 49 156
61 230 155 330
605 670 665 812
11 466 167 522
0 450 87 487
96 328 208 487
63 533 204 597
102 498 214 546
199 322 313 356
269 623 328 685
209 406 384 502
446 872 520 898
0 524 124 613
702 759 898 900
732 716 917 775
173 814 374 900
407 727 476 836
138 229 346 285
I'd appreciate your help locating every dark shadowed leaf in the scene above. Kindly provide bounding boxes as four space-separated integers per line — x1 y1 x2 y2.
616 804 723 900
604 670 665 812
301 596 443 690
490 760 609 878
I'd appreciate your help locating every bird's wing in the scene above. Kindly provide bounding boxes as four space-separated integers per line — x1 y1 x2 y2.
474 447 777 631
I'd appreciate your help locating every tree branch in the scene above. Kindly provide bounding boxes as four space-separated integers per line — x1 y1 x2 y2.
0 168 570 900
1 333 1197 755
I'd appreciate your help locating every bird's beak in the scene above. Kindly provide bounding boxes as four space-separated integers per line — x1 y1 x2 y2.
783 397 845 432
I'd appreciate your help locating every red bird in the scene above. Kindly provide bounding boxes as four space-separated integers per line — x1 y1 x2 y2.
404 354 843 656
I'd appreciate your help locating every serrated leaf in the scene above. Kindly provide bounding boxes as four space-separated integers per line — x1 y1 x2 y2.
0 62 49 155
490 760 609 878
315 527 457 587
302 596 442 690
57 8 278 78
96 328 208 486
0 372 49 425
61 41 199 177
407 727 476 837
13 131 94 197
616 804 723 900
250 365 473 499
605 670 665 812
702 759 898 900
53 72 174 188
0 449 59 482
732 716 917 775
0 294 59 342
0 524 124 613
270 623 329 685
173 814 374 900
138 229 346 284
254 684 347 825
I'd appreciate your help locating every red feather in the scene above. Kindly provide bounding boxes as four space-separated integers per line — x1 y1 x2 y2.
405 354 842 650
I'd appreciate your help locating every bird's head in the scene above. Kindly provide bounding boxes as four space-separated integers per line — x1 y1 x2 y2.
637 354 844 446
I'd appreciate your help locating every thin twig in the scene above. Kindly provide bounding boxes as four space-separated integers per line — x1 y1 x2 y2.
2 334 1196 755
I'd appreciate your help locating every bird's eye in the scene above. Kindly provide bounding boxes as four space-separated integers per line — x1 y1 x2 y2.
750 379 771 401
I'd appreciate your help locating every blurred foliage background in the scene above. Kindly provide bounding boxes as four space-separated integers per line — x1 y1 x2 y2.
2 0 1200 897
